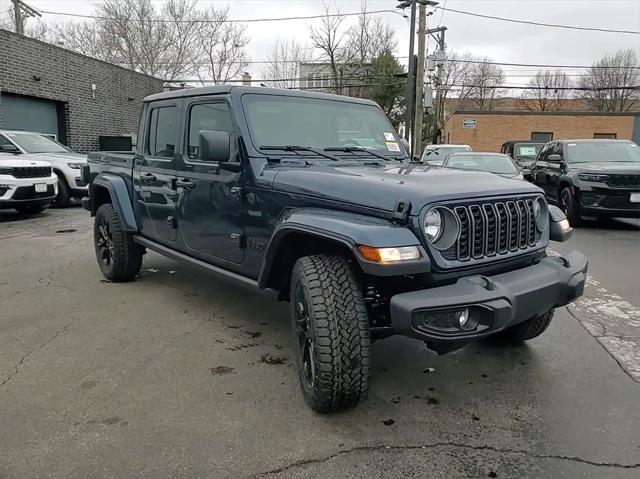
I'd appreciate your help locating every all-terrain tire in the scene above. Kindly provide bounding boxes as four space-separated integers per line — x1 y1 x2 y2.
15 204 45 214
290 255 371 413
560 186 581 226
501 309 555 343
94 203 143 282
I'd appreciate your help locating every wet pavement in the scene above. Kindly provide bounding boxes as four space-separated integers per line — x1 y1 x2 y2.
1 208 639 478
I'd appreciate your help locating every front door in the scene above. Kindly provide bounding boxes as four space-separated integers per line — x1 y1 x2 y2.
176 98 244 264
134 101 180 243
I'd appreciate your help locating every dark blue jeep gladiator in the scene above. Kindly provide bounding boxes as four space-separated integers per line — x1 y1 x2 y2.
83 86 587 413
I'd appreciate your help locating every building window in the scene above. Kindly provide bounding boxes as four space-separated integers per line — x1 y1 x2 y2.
306 76 313 88
531 132 553 142
593 133 617 139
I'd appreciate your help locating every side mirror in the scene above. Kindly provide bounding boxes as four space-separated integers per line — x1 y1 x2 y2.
548 205 573 242
547 154 562 163
199 130 230 162
0 143 20 154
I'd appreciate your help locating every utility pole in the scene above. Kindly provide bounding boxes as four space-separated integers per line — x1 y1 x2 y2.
412 2 427 158
12 0 24 35
426 26 447 143
397 1 417 150
10 0 41 36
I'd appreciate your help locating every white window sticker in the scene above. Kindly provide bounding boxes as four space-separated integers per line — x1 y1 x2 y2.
568 143 577 147
386 141 400 152
384 132 395 141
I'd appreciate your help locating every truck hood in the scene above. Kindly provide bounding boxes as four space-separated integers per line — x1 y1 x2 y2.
569 161 640 174
272 163 541 213
30 152 87 163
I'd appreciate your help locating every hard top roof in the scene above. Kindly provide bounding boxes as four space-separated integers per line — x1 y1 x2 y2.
144 85 379 106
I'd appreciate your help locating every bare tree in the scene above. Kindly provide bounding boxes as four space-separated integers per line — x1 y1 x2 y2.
519 70 573 111
579 49 640 112
53 21 115 61
432 51 476 137
261 38 310 89
464 58 505 110
309 4 358 93
94 0 202 81
195 5 249 85
347 1 396 65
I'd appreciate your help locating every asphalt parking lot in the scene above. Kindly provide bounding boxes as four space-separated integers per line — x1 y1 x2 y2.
1 207 639 478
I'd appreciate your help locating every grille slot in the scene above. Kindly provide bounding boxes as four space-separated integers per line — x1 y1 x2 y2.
446 198 540 262
607 174 640 189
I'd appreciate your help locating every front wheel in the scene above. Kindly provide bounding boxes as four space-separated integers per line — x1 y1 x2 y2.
94 203 143 281
560 186 581 226
500 309 555 343
51 175 70 208
290 255 370 413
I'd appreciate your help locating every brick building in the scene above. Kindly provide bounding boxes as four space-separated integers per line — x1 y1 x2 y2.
442 111 640 152
0 29 164 153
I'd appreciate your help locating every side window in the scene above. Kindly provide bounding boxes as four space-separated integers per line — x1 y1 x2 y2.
538 144 550 161
552 143 564 160
146 106 178 158
0 134 14 148
187 102 234 161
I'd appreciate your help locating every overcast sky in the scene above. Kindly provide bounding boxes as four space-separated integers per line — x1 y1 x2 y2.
7 0 640 85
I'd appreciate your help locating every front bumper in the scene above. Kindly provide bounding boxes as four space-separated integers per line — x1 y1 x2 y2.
578 187 640 218
0 175 58 207
389 251 588 344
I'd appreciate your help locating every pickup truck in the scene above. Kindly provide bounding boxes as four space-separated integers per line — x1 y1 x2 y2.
83 86 587 413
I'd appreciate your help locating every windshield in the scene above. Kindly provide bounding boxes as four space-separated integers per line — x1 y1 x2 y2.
241 94 403 155
422 146 471 161
566 141 640 163
514 144 543 158
5 132 71 154
444 154 519 175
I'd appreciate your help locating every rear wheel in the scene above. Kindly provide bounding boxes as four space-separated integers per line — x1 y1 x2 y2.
15 204 45 214
500 309 555 343
290 255 370 413
560 186 581 226
94 203 143 281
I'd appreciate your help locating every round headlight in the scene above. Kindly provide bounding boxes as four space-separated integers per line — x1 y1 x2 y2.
424 208 443 243
533 197 548 232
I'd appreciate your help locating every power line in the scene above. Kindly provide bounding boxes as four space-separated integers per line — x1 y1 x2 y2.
37 8 397 23
437 6 640 35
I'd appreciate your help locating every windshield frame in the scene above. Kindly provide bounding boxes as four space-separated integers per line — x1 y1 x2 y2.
240 92 406 159
5 132 72 154
565 141 640 164
443 153 520 175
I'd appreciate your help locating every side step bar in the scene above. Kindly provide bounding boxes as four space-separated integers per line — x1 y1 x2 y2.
134 236 258 288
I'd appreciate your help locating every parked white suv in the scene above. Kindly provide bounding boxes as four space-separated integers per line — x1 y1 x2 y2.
0 156 58 214
0 130 87 207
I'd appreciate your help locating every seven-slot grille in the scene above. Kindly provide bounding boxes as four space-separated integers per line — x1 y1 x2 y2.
9 166 53 179
443 198 539 262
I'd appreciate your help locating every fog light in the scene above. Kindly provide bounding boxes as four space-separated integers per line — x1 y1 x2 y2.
457 309 470 327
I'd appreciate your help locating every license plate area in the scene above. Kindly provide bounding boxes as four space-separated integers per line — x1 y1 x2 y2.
630 193 640 203
34 183 47 193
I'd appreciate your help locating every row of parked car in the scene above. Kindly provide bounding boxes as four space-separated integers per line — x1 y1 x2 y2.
0 129 88 214
421 139 640 225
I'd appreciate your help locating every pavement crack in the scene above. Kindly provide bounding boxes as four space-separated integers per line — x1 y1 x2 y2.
1 318 76 388
255 442 640 477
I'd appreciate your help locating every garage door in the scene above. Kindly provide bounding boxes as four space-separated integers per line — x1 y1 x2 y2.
1 94 60 140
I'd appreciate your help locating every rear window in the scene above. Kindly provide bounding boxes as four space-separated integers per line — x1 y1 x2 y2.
514 144 542 158
146 106 178 158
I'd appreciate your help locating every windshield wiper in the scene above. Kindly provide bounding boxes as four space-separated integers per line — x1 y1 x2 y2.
260 145 340 161
324 146 403 162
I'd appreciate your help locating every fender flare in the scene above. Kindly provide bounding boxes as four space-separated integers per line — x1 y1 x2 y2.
257 208 430 289
90 173 138 232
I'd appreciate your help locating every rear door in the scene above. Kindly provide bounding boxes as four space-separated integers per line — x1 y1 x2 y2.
175 97 244 265
133 100 181 243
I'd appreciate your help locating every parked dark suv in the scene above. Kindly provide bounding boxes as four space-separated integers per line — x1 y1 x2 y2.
531 139 640 224
83 86 586 413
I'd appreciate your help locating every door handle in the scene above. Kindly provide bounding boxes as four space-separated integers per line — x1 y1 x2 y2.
140 172 157 182
175 178 195 190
